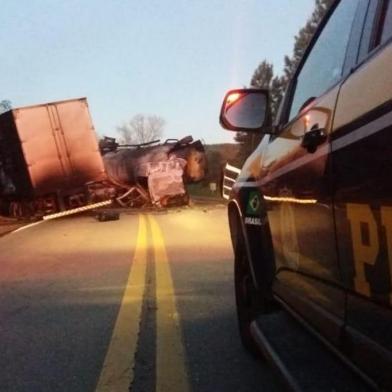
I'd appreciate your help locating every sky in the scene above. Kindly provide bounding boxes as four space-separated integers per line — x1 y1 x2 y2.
0 0 315 144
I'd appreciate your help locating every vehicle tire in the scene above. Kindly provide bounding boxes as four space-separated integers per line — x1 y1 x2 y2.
234 233 265 357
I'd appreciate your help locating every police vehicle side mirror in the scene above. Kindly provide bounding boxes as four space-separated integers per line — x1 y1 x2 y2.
219 88 272 134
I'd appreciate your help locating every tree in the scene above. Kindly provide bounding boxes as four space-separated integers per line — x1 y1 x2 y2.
0 100 12 115
250 60 274 89
117 114 165 144
235 61 277 164
250 60 286 120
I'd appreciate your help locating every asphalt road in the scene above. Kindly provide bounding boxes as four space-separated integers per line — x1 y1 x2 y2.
0 205 280 392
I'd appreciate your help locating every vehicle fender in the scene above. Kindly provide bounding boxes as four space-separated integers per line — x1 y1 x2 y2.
228 193 275 293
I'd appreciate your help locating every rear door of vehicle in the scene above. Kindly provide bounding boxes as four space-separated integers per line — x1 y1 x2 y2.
260 0 361 346
14 98 106 196
331 1 392 388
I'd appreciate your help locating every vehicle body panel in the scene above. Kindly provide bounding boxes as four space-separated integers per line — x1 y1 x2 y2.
245 85 345 345
331 39 392 389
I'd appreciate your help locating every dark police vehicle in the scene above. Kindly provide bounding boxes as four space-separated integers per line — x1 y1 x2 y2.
220 0 392 390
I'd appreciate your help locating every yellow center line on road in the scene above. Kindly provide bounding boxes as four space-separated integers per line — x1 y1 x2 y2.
148 215 190 392
95 214 147 392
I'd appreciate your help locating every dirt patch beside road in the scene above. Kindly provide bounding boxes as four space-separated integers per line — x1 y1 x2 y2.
0 217 30 237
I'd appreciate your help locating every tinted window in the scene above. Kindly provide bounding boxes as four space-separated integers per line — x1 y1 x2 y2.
381 0 392 43
358 0 379 61
289 0 358 119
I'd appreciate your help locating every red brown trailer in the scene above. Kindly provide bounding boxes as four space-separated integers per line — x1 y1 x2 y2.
0 98 112 218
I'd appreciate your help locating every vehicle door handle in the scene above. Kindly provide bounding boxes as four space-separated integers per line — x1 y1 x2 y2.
301 126 327 153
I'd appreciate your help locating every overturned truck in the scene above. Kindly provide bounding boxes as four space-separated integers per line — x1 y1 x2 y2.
101 136 206 208
0 98 207 218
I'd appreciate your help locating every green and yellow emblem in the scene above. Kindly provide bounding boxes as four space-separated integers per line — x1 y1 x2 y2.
246 191 261 216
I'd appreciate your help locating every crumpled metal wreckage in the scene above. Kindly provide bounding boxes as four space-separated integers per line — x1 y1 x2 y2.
100 136 207 208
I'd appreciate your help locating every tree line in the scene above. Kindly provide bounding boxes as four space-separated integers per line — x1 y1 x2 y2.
234 0 334 165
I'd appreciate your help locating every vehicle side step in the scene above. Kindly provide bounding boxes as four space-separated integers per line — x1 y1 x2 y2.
250 311 375 392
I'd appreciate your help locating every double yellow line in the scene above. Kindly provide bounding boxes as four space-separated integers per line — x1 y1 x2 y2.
95 215 189 392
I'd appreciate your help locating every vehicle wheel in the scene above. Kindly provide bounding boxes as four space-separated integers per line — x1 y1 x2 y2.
234 234 265 357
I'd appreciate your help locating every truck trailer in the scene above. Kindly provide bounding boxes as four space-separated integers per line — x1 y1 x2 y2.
0 98 113 218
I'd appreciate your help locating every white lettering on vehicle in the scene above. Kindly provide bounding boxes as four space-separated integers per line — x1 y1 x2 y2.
245 217 262 226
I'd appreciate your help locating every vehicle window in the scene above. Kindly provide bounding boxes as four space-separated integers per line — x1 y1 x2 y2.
343 0 369 75
289 0 358 120
381 0 392 43
358 0 379 61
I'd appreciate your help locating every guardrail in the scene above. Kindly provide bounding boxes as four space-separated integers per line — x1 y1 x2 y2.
222 163 241 200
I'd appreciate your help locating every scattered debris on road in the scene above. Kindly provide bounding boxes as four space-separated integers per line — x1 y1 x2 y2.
95 210 120 222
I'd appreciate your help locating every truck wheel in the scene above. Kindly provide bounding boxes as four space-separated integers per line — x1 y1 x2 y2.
234 234 264 357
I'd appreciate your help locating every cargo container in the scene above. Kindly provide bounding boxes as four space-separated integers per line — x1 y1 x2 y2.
0 98 111 217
